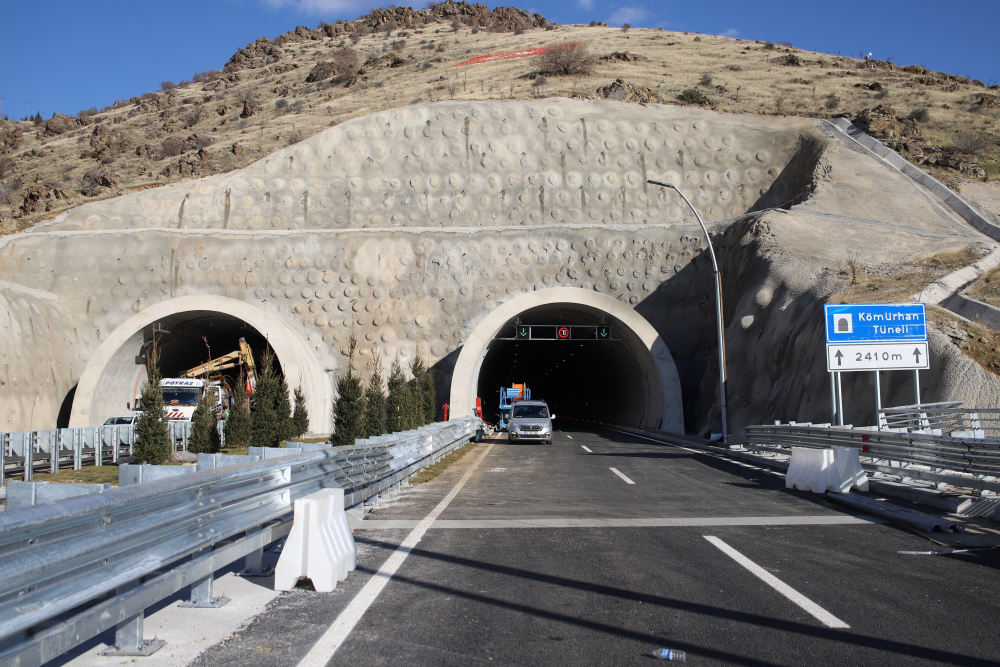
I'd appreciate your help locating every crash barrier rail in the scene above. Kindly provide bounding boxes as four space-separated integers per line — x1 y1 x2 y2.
0 417 480 667
0 422 217 484
744 423 1000 493
877 402 1000 439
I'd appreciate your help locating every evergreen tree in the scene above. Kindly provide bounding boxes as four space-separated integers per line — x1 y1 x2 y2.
362 349 387 437
291 385 309 438
420 368 437 424
276 375 293 443
225 373 252 449
133 336 172 464
250 348 282 448
331 332 365 447
189 388 220 454
385 357 408 433
409 354 436 424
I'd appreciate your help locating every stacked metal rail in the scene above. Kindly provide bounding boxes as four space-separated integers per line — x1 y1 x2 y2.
743 423 1000 493
0 418 478 667
0 423 204 483
877 402 1000 439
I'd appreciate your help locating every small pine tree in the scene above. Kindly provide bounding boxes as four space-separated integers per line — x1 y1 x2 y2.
385 357 408 433
420 368 437 424
189 388 220 454
362 349 387 437
276 375 293 444
250 348 281 448
133 335 172 464
291 385 309 438
331 332 366 447
225 373 252 449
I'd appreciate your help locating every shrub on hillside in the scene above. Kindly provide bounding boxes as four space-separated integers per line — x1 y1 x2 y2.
908 107 931 123
955 132 989 155
536 43 597 76
679 88 708 105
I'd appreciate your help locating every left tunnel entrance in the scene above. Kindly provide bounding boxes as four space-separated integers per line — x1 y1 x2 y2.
69 295 332 431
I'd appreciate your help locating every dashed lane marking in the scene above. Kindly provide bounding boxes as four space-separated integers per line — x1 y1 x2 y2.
296 442 496 667
704 535 850 629
581 445 592 452
609 467 635 485
566 435 573 439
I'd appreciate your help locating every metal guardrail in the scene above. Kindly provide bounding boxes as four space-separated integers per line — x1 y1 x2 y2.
743 423 1000 492
0 418 479 667
0 422 219 483
878 402 1000 439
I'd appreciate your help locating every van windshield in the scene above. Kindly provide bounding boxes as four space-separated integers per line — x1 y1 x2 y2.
512 405 548 418
161 388 201 406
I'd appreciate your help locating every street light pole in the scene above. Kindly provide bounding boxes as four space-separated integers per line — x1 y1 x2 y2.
648 180 729 440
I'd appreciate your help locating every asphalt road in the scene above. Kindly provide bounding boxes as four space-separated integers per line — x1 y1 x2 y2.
192 425 1000 667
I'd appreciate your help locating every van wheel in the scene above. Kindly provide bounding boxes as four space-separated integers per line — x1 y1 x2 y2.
545 438 552 444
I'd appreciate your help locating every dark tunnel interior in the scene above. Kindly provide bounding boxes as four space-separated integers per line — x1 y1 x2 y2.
144 313 280 389
475 307 648 427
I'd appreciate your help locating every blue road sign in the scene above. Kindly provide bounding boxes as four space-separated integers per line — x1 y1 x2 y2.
824 303 927 344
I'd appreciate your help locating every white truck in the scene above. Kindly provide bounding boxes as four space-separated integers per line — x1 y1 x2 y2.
155 378 225 422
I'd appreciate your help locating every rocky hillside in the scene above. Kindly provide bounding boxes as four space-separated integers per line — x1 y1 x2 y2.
1 0 998 233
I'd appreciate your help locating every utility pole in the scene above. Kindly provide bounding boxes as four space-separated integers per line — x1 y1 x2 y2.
648 179 729 441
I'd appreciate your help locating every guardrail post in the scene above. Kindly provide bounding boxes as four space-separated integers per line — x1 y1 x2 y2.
180 549 230 608
241 526 274 576
1 433 6 487
74 429 82 470
99 580 166 656
50 431 59 475
24 433 34 482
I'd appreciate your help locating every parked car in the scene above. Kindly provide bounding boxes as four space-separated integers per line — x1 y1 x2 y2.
507 400 554 444
103 416 136 426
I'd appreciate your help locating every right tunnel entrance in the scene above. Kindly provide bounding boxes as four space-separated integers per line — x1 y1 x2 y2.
449 287 685 433
477 307 648 427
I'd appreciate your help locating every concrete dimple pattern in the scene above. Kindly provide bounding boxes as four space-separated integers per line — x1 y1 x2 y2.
0 99 822 432
42 99 807 233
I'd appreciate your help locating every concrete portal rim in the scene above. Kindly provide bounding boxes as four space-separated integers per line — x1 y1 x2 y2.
69 295 331 432
449 286 684 433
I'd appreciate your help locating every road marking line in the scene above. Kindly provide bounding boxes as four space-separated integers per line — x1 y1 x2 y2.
609 467 635 484
566 435 572 439
349 515 884 529
580 445 592 452
703 536 850 629
296 442 495 667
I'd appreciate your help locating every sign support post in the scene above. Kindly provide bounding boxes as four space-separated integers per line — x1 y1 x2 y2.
836 372 844 426
875 371 882 428
830 372 837 424
914 369 921 407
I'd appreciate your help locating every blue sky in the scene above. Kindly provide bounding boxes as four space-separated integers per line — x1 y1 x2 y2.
1 0 997 120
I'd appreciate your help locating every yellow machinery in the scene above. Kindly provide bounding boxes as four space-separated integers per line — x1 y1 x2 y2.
179 337 257 394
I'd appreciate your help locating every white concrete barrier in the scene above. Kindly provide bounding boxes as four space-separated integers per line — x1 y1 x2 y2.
786 447 869 494
274 488 356 593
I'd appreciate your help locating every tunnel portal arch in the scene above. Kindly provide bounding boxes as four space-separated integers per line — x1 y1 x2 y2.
450 287 684 433
69 295 332 432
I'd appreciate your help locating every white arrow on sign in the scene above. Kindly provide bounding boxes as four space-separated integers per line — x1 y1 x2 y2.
826 342 929 372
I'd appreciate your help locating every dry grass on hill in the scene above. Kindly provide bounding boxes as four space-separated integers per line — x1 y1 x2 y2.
1 7 998 234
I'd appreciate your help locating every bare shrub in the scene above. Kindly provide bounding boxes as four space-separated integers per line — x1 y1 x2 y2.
824 93 841 109
699 73 713 86
762 41 776 51
726 64 742 72
451 17 461 32
391 39 407 50
908 107 930 123
0 156 13 179
955 132 989 155
780 53 801 66
621 23 631 33
679 88 708 105
844 249 862 285
78 107 99 117
693 36 701 42
193 70 222 83
332 48 360 83
536 43 597 76
160 81 175 91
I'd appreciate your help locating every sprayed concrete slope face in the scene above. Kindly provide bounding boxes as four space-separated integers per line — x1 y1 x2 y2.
1 99 836 433
40 99 816 232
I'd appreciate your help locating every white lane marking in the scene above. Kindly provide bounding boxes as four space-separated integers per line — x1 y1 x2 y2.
580 445 592 453
350 515 884 530
703 536 850 629
296 442 496 667
566 435 573 439
609 467 635 485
